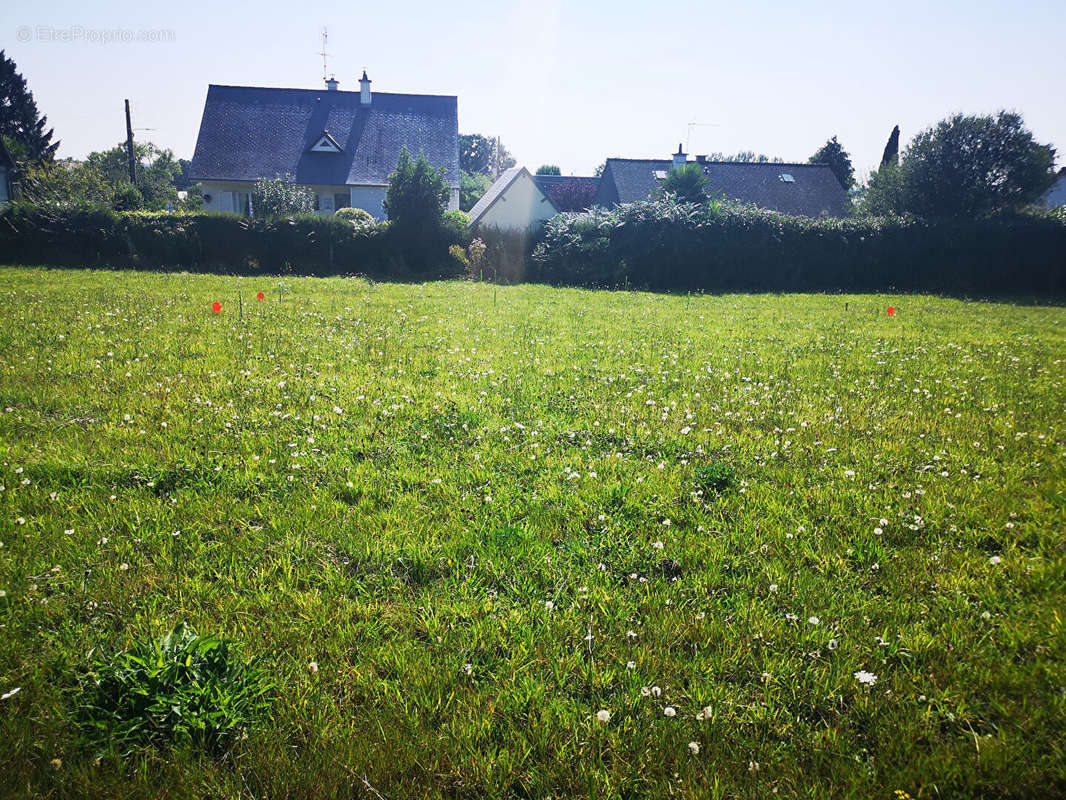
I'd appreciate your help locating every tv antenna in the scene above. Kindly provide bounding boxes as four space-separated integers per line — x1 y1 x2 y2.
686 121 720 152
317 28 331 82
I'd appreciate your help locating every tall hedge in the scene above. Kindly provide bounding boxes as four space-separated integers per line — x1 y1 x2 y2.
0 206 465 279
531 198 1066 293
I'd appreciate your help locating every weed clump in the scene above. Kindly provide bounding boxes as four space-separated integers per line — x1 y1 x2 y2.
695 462 736 494
74 623 274 754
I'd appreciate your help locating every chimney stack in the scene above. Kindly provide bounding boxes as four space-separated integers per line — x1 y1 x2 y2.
695 154 707 164
359 70 372 106
326 75 339 91
672 143 687 169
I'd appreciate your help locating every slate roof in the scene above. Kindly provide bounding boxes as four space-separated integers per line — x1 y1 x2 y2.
466 167 540 224
594 159 850 217
189 84 459 188
531 175 600 212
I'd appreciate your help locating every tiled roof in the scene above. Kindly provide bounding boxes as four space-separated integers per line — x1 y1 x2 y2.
531 175 600 212
189 84 459 188
594 159 850 217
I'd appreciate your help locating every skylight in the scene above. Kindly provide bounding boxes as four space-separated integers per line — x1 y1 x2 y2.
653 170 667 180
779 173 795 183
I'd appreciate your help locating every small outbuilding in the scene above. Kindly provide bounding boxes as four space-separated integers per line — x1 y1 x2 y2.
468 167 599 231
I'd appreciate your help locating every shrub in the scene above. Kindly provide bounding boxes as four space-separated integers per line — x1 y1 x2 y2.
442 209 471 243
384 147 450 227
74 623 274 755
660 164 709 204
335 207 375 225
251 175 315 218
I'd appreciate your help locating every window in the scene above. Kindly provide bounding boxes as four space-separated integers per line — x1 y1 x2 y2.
309 132 342 153
227 191 251 215
334 192 350 210
779 173 795 183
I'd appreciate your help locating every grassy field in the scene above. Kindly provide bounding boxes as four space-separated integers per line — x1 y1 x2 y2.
0 265 1064 799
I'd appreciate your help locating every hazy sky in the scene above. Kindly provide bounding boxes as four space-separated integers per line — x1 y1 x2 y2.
3 0 1064 180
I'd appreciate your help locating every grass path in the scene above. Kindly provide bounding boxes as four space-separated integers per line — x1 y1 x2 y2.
0 266 1064 798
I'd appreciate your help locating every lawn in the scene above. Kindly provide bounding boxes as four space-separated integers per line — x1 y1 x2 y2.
0 265 1064 799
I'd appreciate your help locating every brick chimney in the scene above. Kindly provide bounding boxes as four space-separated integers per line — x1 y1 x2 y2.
325 75 339 91
359 70 372 106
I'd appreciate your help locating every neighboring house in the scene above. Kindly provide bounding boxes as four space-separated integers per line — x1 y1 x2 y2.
1041 168 1066 208
468 167 599 230
594 147 850 217
188 72 459 219
0 138 14 208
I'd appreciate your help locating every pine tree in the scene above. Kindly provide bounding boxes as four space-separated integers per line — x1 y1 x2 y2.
880 125 900 168
0 51 58 162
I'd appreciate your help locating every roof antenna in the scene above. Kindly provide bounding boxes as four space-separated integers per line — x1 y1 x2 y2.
317 27 330 82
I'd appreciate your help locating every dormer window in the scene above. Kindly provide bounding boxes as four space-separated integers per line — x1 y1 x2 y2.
309 131 343 153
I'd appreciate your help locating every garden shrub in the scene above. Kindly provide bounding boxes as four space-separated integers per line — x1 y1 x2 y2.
74 623 274 755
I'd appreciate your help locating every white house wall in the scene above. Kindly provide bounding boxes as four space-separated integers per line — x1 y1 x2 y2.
199 181 457 219
477 173 556 231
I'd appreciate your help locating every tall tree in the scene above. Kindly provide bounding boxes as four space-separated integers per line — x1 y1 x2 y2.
808 136 855 189
0 50 59 162
880 125 900 168
863 112 1055 217
536 165 561 176
460 133 515 177
86 141 180 210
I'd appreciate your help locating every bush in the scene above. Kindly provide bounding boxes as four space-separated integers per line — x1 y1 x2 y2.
531 197 1066 294
335 207 375 225
384 147 450 227
252 176 315 218
660 164 708 204
74 623 274 755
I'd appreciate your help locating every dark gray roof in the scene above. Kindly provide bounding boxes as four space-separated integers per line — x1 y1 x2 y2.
594 159 849 217
189 84 459 188
531 175 600 211
467 167 543 225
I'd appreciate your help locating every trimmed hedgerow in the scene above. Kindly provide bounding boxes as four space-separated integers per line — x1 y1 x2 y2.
530 198 1066 293
0 205 466 279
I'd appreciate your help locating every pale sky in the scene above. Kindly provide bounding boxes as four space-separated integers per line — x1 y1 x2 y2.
3 0 1064 180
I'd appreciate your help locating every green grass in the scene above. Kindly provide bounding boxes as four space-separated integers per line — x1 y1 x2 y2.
0 266 1064 799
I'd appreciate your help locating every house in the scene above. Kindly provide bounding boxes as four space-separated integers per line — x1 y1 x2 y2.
0 138 14 207
1041 168 1066 208
188 72 459 219
594 147 850 217
467 167 599 231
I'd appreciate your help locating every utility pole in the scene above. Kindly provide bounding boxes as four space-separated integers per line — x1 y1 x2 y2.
124 99 137 185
